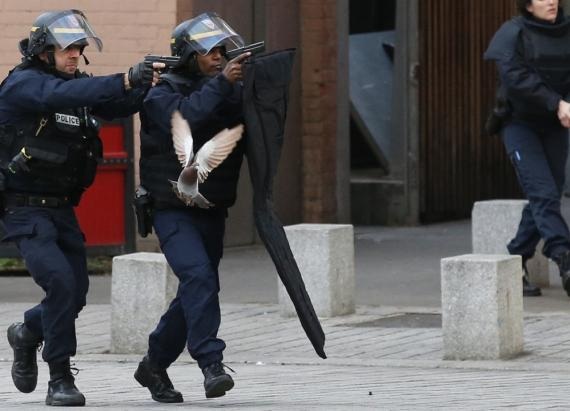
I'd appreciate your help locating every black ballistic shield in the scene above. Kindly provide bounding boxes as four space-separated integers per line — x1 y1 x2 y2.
242 49 326 359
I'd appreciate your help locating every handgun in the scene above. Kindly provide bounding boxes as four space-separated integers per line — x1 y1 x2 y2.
144 55 181 70
225 41 265 61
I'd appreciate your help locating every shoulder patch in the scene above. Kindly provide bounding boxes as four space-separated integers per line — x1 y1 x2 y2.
55 113 80 127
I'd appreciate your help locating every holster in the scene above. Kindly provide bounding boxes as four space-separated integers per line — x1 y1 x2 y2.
133 186 153 237
484 86 511 136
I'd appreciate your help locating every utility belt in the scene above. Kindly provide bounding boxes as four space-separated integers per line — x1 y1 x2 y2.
3 192 71 208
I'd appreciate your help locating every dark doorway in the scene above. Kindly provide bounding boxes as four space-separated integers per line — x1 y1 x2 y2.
349 0 402 225
349 0 396 174
350 0 396 34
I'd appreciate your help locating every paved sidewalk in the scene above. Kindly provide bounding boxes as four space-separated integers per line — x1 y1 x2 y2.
1 302 570 410
2 215 570 409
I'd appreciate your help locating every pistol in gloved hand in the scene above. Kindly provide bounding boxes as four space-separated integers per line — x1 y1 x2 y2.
133 186 153 237
7 148 31 174
127 61 164 89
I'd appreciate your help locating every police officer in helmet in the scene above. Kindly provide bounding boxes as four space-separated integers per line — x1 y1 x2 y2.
134 12 250 403
0 9 162 407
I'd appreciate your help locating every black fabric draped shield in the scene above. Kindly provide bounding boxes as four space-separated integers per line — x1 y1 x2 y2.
243 49 326 359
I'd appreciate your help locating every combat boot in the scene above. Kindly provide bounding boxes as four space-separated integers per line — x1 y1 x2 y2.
202 362 234 398
553 250 570 296
522 261 541 297
45 360 85 406
134 356 183 403
7 322 42 393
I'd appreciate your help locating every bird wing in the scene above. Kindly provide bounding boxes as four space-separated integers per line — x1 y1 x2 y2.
194 124 244 183
170 110 193 167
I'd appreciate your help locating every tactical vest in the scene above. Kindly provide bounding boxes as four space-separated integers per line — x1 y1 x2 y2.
521 17 570 97
3 107 102 198
0 65 103 201
140 73 244 210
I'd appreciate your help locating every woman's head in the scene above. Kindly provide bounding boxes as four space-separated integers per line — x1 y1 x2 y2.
517 0 560 22
195 46 225 77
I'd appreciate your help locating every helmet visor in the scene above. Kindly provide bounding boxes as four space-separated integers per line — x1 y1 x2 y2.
184 12 244 56
44 11 102 51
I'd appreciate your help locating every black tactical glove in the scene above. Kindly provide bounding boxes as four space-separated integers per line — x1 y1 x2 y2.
7 148 31 174
127 61 154 89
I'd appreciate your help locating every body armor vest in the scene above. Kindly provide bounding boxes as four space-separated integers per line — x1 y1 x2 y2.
4 107 102 197
140 73 244 210
520 17 570 97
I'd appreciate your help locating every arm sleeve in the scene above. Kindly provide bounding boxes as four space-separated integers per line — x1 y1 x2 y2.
92 87 147 120
489 24 562 112
497 49 562 111
2 70 127 113
143 74 237 137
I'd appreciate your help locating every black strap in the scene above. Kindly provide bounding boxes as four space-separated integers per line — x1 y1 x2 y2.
3 193 71 208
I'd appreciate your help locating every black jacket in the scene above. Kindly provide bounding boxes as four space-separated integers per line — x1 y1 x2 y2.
139 72 244 210
0 61 145 197
484 14 570 125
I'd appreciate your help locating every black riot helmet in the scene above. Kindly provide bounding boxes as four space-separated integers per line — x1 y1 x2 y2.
170 12 244 67
20 9 102 58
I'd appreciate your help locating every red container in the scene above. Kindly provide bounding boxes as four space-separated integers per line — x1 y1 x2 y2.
74 124 129 246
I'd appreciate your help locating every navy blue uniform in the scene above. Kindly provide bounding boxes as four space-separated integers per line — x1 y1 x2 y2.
139 72 243 370
0 63 144 364
485 15 570 261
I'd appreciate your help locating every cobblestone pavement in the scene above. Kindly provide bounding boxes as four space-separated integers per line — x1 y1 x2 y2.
2 360 570 410
2 302 570 409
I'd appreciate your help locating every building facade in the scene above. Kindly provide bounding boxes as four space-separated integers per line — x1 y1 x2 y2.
1 0 562 249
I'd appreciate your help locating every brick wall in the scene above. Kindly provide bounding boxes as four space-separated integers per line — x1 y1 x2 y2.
299 0 340 222
0 0 178 184
176 0 194 22
0 1 176 79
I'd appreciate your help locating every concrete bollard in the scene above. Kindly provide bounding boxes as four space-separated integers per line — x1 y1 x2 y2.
441 254 523 360
110 252 178 354
472 200 549 287
278 224 355 318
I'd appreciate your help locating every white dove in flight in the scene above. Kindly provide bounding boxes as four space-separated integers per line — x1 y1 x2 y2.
169 110 244 208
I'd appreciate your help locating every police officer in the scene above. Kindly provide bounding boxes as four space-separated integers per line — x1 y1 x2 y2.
0 9 162 407
134 12 250 403
485 0 570 297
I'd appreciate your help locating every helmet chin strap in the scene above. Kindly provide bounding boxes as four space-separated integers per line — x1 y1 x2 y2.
187 53 201 76
46 49 56 66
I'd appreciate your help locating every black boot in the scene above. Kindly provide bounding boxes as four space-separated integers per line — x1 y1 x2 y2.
553 250 570 296
134 356 183 403
202 362 234 398
7 322 42 393
522 262 542 297
45 360 85 406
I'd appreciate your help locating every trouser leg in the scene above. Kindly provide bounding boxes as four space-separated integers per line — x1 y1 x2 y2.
148 209 226 370
503 123 570 259
3 207 87 363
